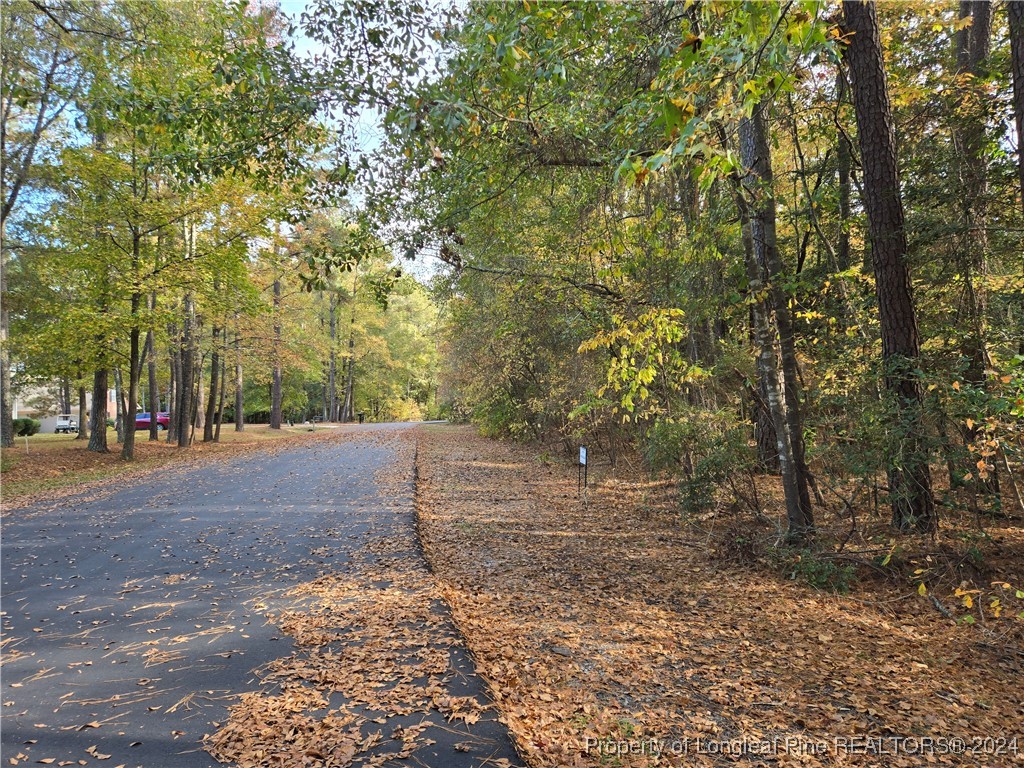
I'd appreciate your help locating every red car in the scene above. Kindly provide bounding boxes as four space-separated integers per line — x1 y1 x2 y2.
136 412 171 431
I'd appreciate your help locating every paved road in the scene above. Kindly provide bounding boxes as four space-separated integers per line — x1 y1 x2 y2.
1 424 521 767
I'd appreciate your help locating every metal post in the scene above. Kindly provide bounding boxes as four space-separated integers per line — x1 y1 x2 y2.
579 446 588 507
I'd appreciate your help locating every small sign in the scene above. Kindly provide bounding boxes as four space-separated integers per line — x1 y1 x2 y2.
579 446 587 466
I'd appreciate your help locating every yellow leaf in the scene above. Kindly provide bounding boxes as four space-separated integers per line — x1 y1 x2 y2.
966 418 974 429
918 583 928 596
952 381 961 391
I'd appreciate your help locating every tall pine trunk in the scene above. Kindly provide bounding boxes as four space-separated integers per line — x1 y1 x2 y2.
836 71 853 273
954 0 992 375
148 291 159 441
1009 2 1024 212
328 292 338 421
204 322 220 442
0 222 12 448
147 329 159 441
167 336 179 444
341 272 358 422
843 0 935 532
270 278 283 429
194 356 205 434
954 1 996 494
234 327 244 432
122 229 143 461
215 355 226 442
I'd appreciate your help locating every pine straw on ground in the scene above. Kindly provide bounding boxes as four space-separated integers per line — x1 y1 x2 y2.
415 425 1024 768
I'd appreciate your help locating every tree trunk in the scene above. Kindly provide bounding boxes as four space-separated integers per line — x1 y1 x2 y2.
215 355 226 442
954 1 992 371
122 325 141 461
751 305 779 471
234 328 244 432
167 339 179 444
270 278 283 429
836 71 853 273
121 229 143 460
955 1 996 494
328 292 338 421
194 353 205 432
176 293 196 448
148 293 159 441
0 232 12 448
60 376 72 415
341 273 358 422
342 354 354 422
189 354 202 445
77 384 89 440
1011 2 1024 212
843 0 935 532
734 187 805 540
114 367 125 445
740 104 814 535
87 369 108 452
204 323 220 442
733 117 811 544
755 363 780 471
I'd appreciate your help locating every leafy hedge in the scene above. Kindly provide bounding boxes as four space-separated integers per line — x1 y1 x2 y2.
12 418 41 437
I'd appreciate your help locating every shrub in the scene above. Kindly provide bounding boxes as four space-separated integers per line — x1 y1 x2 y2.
783 549 856 594
12 418 41 437
643 411 758 514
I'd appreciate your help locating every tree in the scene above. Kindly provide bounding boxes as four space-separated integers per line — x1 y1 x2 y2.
1 1 88 447
842 0 935 532
1010 2 1024 212
737 102 814 539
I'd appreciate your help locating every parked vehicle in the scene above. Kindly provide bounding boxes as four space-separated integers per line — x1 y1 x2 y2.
55 414 78 434
135 412 171 431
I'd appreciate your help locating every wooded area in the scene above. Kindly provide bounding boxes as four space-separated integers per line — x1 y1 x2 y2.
2 1 1023 580
1 0 439 462
383 0 1024 545
3 1 1024 765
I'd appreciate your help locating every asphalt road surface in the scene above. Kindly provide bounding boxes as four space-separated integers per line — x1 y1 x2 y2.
1 423 522 767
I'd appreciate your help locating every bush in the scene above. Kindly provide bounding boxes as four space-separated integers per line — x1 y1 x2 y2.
12 418 41 437
643 412 757 514
783 549 856 594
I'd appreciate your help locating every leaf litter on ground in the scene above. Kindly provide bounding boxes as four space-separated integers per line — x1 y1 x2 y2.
415 425 1024 768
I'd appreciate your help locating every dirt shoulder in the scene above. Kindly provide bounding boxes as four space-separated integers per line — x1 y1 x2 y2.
415 424 1024 768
